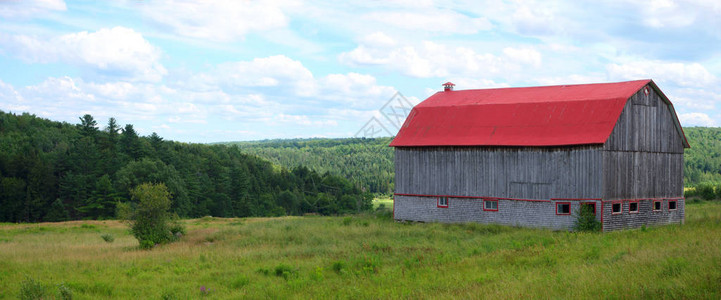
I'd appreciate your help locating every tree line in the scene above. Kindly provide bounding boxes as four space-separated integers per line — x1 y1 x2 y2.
226 137 394 194
0 111 372 223
683 127 721 186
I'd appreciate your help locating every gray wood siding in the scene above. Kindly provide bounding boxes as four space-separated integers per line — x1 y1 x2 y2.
602 151 684 199
604 85 685 154
395 146 603 199
602 84 685 199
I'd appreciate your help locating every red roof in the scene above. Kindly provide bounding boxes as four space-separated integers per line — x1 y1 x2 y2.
390 80 687 147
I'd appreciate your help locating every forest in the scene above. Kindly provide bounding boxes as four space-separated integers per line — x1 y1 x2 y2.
683 126 721 185
226 138 394 194
0 111 372 223
2 110 720 223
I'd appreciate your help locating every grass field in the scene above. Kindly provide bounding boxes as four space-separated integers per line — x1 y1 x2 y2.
1 202 720 299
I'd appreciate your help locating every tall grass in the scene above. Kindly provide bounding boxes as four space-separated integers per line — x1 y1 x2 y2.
1 203 720 299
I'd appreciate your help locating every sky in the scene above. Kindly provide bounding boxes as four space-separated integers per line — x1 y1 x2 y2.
1 0 720 143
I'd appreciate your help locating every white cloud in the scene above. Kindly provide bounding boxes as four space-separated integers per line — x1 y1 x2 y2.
606 60 716 87
363 10 492 34
678 112 718 127
510 2 563 35
0 0 66 18
1 27 166 82
360 32 396 48
318 72 397 109
213 55 316 96
140 0 293 41
0 79 23 102
277 113 337 127
340 40 543 79
503 47 542 68
534 74 608 86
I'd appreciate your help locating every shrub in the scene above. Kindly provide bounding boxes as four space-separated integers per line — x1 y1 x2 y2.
696 183 716 200
331 260 346 274
57 283 73 300
574 204 601 232
19 277 46 300
123 183 185 249
101 233 115 243
274 264 296 279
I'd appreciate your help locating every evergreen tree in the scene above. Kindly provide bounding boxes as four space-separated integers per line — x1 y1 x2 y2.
45 199 70 222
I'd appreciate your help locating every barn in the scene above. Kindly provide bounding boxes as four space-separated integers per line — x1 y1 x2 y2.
390 79 689 231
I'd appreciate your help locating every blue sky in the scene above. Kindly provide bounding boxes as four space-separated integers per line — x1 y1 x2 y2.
1 0 720 143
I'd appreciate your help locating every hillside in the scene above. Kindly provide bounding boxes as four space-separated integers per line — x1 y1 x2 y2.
683 127 721 185
230 127 721 192
0 111 372 223
226 138 394 194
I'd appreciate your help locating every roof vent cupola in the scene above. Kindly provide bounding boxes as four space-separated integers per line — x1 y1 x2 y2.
443 82 455 92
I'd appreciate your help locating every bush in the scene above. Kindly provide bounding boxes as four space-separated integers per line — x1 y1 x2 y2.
101 233 115 243
574 204 601 232
57 283 73 300
696 183 716 200
123 183 185 249
19 277 46 300
274 264 296 280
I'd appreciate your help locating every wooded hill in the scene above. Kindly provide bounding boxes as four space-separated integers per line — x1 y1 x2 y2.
0 111 372 223
2 109 719 223
229 127 721 193
226 138 394 194
683 127 721 185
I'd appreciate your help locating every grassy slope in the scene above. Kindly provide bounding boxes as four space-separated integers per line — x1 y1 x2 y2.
1 203 720 299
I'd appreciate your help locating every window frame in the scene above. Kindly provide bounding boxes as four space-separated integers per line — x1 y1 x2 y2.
581 202 596 216
668 200 677 211
437 196 449 208
556 202 571 215
653 200 662 212
483 199 499 212
628 200 639 214
611 201 622 215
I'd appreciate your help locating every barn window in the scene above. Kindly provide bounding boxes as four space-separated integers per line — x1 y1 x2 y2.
437 197 449 208
483 199 498 211
581 202 596 216
612 202 622 215
556 202 571 215
629 201 639 214
668 200 677 211
653 200 662 211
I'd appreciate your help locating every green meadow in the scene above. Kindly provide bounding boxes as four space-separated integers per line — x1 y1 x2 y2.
1 201 720 299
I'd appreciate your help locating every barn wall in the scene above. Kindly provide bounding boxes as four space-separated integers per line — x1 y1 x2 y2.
601 199 684 231
604 85 685 153
602 151 684 199
394 195 600 230
602 85 685 199
394 146 603 199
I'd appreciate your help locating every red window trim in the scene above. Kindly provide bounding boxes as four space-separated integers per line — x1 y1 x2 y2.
581 202 596 216
628 200 640 214
652 200 662 212
556 202 571 215
668 199 678 211
611 201 622 215
437 196 449 208
483 199 499 211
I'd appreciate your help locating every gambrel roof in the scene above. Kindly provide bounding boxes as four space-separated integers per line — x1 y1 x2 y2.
390 80 689 148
